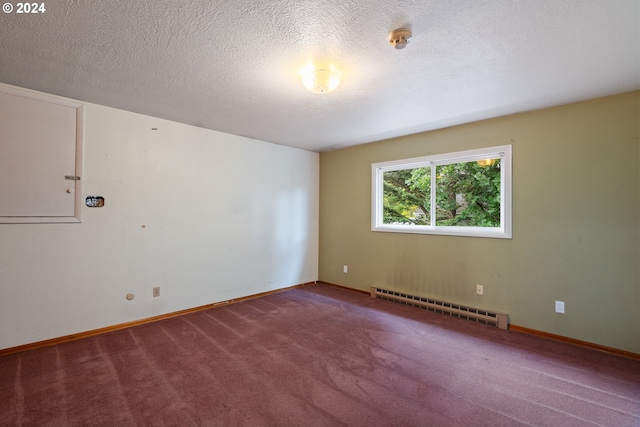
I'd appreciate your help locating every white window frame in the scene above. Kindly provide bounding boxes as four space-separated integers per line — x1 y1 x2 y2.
371 145 512 239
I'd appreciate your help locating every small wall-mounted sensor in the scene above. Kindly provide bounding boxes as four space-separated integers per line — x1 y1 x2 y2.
86 196 105 207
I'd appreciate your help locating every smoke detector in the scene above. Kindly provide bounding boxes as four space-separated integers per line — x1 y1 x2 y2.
389 28 412 49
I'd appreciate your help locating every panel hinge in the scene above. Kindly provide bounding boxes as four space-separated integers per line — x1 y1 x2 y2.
65 175 81 181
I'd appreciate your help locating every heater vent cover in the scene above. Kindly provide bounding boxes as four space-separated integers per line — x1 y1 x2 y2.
371 287 508 329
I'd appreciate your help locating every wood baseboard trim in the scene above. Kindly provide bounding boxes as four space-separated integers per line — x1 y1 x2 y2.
6 283 635 361
318 283 639 360
316 281 370 295
509 324 640 360
0 282 313 357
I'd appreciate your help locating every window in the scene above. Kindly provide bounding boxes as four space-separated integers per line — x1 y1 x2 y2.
371 145 512 238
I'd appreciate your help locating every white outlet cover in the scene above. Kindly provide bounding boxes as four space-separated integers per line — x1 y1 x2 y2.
555 301 565 313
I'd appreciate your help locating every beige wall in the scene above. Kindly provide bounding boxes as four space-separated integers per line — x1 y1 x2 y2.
319 91 639 354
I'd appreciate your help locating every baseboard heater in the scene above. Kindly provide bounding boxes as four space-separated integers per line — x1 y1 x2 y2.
371 287 508 329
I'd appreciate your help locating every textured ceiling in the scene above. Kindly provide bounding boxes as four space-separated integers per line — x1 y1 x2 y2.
0 0 638 152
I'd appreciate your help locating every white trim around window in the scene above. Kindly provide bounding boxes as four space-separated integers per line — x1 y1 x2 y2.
371 145 512 239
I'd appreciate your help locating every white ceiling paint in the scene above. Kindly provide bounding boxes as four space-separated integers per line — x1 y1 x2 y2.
0 0 638 152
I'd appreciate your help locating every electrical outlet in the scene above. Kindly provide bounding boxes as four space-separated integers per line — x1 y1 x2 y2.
555 301 565 313
343 265 348 273
153 287 160 297
476 285 483 295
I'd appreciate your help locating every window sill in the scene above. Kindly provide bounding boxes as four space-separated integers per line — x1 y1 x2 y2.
372 224 512 239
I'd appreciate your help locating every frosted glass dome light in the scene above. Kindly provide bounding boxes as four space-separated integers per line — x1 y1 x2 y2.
301 65 341 94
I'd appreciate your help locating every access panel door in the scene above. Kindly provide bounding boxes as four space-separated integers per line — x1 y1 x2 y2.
0 87 82 222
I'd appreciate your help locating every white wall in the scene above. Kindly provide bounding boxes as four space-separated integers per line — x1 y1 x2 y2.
0 87 319 350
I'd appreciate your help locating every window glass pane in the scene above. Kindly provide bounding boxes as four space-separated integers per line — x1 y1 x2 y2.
383 167 430 225
435 159 501 227
372 145 511 238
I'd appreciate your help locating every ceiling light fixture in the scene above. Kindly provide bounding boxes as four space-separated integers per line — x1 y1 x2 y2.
389 28 412 49
300 64 341 94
